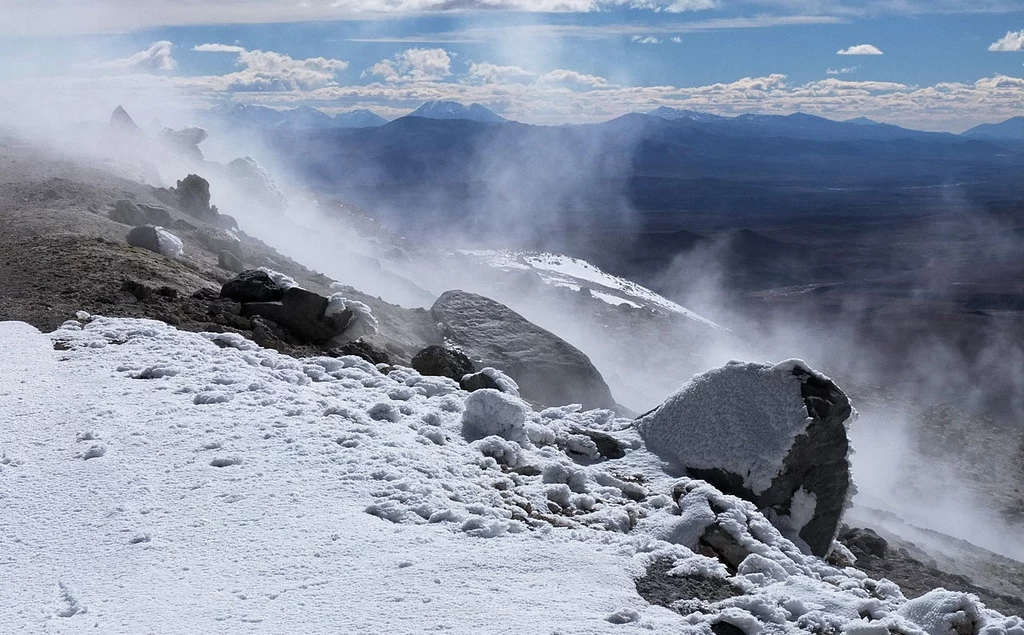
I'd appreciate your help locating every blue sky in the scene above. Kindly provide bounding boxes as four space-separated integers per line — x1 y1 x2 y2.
1 1 1022 130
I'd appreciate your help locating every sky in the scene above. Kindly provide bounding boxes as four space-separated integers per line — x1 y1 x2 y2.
0 0 1023 130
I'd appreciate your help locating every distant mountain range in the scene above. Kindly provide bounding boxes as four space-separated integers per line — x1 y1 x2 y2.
962 116 1024 141
408 101 507 124
202 104 389 130
203 100 1024 144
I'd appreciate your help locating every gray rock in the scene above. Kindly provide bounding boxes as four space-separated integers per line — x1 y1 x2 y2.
431 290 616 410
110 200 148 225
220 270 283 303
218 250 245 273
198 228 242 258
412 345 475 381
638 361 853 557
138 204 173 226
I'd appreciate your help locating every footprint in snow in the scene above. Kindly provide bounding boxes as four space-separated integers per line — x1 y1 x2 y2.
56 581 86 618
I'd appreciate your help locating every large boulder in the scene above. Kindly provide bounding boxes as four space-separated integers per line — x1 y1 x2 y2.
412 345 474 381
239 287 332 344
126 225 183 258
431 290 616 410
220 270 284 303
636 360 853 557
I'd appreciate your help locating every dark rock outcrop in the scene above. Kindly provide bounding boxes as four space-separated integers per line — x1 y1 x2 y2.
431 290 617 410
220 270 283 303
412 345 474 381
171 174 217 221
637 360 853 557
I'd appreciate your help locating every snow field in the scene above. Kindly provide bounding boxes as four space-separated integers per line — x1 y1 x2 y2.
0 316 1021 634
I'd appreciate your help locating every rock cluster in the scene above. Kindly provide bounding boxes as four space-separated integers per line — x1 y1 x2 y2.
219 270 353 346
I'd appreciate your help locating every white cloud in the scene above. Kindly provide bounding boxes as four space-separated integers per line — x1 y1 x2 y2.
364 48 452 83
538 69 612 87
631 35 663 44
188 47 349 91
837 44 883 55
466 62 537 84
95 41 177 72
827 66 858 75
988 30 1024 52
193 43 247 53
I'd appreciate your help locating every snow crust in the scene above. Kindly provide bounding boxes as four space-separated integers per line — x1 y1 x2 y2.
258 266 298 290
463 250 722 328
1 317 1020 633
154 227 183 259
637 360 819 495
326 285 379 339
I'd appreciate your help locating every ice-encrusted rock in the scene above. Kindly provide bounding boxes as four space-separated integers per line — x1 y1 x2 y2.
431 290 616 410
637 359 854 557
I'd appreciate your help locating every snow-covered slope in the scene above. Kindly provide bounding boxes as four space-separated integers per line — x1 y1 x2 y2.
2 315 1021 632
462 250 722 329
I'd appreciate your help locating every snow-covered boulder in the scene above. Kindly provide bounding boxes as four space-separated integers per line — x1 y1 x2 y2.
431 289 616 410
637 359 854 557
125 225 183 259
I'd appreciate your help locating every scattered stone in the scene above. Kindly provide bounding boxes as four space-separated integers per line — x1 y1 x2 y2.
220 270 283 303
637 360 853 557
412 345 475 381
